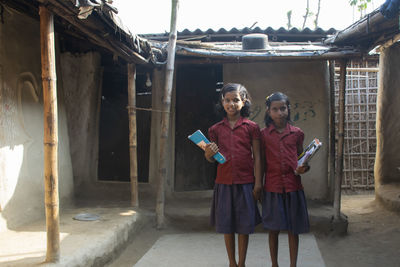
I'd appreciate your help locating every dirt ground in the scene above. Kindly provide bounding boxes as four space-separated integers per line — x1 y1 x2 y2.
316 193 400 267
108 193 400 267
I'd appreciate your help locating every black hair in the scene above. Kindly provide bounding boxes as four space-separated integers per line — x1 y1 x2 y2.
264 92 292 127
215 83 252 117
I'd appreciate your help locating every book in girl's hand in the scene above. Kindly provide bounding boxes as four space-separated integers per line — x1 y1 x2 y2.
188 130 226 164
298 138 322 167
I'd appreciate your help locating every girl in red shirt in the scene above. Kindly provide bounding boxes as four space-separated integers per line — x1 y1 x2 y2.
204 83 262 267
261 92 310 267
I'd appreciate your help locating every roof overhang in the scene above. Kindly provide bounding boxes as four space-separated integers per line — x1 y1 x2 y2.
2 0 164 65
324 8 400 53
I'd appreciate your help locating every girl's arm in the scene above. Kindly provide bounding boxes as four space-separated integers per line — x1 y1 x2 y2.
252 139 262 200
204 143 218 163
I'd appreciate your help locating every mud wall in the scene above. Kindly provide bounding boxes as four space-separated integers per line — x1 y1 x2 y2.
375 43 400 187
60 52 102 196
0 11 74 231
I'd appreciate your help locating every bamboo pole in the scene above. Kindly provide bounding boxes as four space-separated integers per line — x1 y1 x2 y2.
156 0 179 229
39 5 60 262
328 60 336 201
127 63 139 207
333 59 347 220
334 67 379 72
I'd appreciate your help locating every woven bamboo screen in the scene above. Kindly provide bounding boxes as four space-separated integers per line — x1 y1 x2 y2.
334 59 378 190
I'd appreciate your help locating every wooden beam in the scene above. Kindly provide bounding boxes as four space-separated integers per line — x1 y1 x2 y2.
377 32 400 51
127 63 139 207
333 59 347 220
39 5 60 263
156 0 179 229
174 51 362 64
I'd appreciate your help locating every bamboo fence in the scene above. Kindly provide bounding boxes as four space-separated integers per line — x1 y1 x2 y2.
334 59 378 191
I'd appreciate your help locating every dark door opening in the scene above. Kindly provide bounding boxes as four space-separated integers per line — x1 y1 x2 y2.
98 64 151 182
175 64 223 191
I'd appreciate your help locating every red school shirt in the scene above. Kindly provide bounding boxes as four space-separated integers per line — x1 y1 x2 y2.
208 117 260 185
261 123 304 193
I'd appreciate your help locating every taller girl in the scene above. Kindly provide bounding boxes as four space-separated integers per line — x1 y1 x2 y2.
261 92 310 267
204 83 262 267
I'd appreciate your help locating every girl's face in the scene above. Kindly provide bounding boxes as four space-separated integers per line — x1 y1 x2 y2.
267 100 289 127
222 90 245 118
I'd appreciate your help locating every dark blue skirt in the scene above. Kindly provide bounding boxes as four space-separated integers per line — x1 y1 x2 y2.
211 183 261 234
262 190 310 234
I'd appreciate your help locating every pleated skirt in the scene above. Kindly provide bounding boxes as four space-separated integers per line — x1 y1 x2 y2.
211 183 261 234
262 190 310 234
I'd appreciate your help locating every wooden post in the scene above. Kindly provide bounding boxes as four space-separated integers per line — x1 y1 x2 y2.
328 60 336 201
333 59 347 220
156 0 179 229
127 63 139 207
40 5 60 262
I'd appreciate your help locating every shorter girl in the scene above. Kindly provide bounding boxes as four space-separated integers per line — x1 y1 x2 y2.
204 83 262 267
261 92 310 267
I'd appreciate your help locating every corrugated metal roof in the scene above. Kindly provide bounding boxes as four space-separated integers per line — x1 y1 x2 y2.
141 26 337 43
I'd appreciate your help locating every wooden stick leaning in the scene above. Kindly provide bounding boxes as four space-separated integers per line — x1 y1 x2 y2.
156 0 180 229
333 59 347 220
127 64 139 207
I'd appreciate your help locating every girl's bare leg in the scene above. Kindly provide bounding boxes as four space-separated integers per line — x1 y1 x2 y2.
268 230 279 267
224 233 237 267
238 234 249 267
288 231 299 267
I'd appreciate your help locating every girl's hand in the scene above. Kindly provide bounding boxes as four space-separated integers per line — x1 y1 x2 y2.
295 164 310 175
204 143 219 162
253 184 262 201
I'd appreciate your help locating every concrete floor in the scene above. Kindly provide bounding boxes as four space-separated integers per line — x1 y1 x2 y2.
134 233 325 267
1 194 399 267
0 204 152 267
108 194 400 267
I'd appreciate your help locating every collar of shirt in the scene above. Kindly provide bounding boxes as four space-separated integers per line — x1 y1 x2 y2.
267 123 296 137
221 116 250 130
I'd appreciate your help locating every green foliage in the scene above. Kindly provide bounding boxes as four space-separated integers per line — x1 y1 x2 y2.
349 0 372 13
287 10 292 30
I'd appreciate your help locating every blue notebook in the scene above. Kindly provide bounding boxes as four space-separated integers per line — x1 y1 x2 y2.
188 130 226 164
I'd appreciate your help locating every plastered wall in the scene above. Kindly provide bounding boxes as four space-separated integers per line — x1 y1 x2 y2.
375 43 400 187
0 10 73 231
60 52 102 196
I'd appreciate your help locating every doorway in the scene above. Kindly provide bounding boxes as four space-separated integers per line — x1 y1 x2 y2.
175 64 222 191
97 64 151 183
